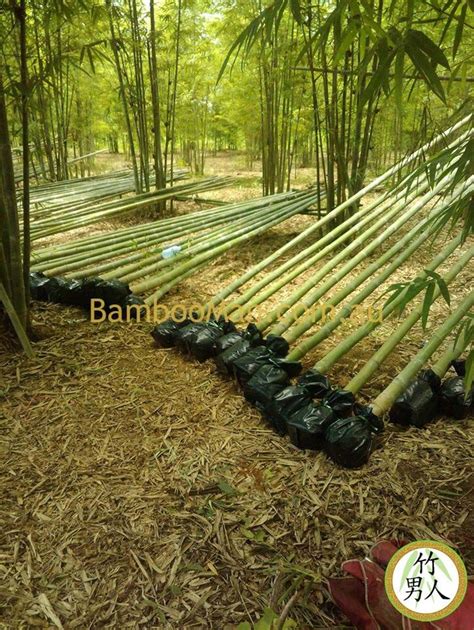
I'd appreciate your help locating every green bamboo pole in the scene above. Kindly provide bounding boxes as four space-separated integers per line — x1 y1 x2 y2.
26 168 189 221
431 334 470 377
39 200 270 276
260 171 458 336
224 165 437 318
67 201 279 280
286 237 456 362
30 178 230 240
312 235 465 374
345 246 474 394
122 192 319 289
32 186 301 263
29 177 227 236
0 283 35 358
30 175 218 223
205 118 472 309
285 205 458 361
285 181 472 357
140 193 320 301
371 290 474 417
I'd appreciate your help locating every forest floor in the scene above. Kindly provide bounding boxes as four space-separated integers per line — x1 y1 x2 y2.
0 154 473 629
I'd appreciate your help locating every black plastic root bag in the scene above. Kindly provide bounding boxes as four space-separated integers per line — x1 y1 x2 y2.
243 364 290 410
419 368 442 392
30 272 135 311
29 272 51 301
244 323 264 345
122 294 147 319
214 323 264 375
389 376 439 427
46 278 83 305
81 277 132 307
189 319 236 362
215 338 253 375
325 416 375 468
152 318 188 347
214 331 243 354
323 389 356 418
265 334 289 357
286 402 336 450
353 403 384 434
439 376 474 420
175 322 206 353
297 370 331 399
232 346 302 385
264 385 312 435
451 359 466 377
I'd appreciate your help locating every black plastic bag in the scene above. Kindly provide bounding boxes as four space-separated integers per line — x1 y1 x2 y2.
439 376 473 420
287 402 336 450
81 277 131 308
64 279 88 307
190 321 225 362
152 319 183 347
29 273 134 311
451 359 466 377
233 346 301 385
233 346 273 384
214 323 265 374
297 370 332 399
244 364 290 409
264 385 312 434
265 334 289 357
189 319 236 362
214 331 243 354
45 277 80 305
215 339 253 375
323 389 355 417
29 272 51 301
122 294 147 319
389 378 439 427
419 368 442 392
175 322 205 353
353 403 384 434
325 416 374 468
243 323 264 345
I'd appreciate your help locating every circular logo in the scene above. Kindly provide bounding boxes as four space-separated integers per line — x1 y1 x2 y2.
385 540 468 622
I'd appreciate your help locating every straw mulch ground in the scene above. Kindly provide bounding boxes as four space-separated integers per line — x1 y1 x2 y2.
1 192 473 629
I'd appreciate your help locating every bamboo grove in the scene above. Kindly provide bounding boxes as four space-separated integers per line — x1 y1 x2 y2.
1 0 473 446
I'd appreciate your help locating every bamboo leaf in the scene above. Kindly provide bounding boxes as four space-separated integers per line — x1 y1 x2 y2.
361 41 395 107
422 282 435 329
394 46 405 114
289 0 303 24
465 349 474 394
334 23 358 65
453 3 467 57
437 277 451 306
405 42 446 102
408 29 450 69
